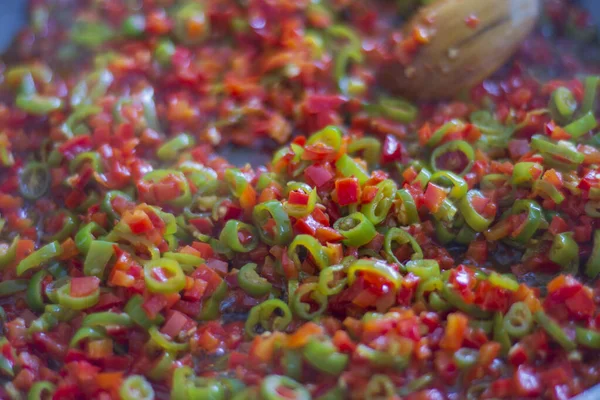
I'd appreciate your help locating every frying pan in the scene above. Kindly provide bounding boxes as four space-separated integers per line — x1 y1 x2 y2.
1 1 600 399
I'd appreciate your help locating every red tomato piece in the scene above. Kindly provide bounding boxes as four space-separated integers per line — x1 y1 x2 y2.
70 277 100 298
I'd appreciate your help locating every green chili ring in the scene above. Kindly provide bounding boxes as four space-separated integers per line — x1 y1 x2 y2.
245 299 292 338
291 282 328 320
333 212 377 247
219 219 259 253
503 302 533 338
238 263 272 297
288 234 330 271
318 264 347 296
384 227 423 268
260 375 310 400
395 189 420 225
509 199 543 243
430 140 475 176
252 201 292 246
144 258 186 294
458 190 495 232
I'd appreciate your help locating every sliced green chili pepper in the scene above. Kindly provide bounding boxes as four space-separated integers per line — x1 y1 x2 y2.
397 374 434 396
376 97 418 123
219 219 258 253
69 326 106 348
355 344 409 370
83 240 114 278
406 260 440 280
0 236 19 270
550 87 577 124
303 337 349 375
512 162 543 186
507 199 543 243
148 326 189 353
493 312 512 355
16 94 63 115
252 201 292 246
458 190 495 232
426 119 464 147
144 258 186 294
395 189 420 225
575 326 600 349
442 284 491 319
288 235 330 270
82 312 133 328
245 299 292 337
564 111 598 138
454 348 479 369
580 76 600 115
238 263 272 297
283 349 303 381
19 162 51 200
284 186 317 218
347 258 402 290
333 212 377 247
347 137 381 168
27 381 55 400
125 295 164 329
57 282 100 310
361 179 397 225
318 264 347 296
198 281 227 321
157 133 195 161
291 282 328 320
534 310 576 351
75 222 105 255
0 280 28 297
431 140 475 176
430 170 468 199
26 270 47 312
307 125 343 150
336 154 369 185
147 351 174 381
16 241 62 276
489 272 519 292
503 302 533 338
585 230 600 278
71 20 114 48
261 375 310 400
531 135 584 170
120 375 155 400
549 232 579 269
43 211 77 243
384 227 423 268
142 170 192 208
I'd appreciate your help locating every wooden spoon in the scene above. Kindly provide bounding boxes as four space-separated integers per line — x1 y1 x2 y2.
379 0 540 100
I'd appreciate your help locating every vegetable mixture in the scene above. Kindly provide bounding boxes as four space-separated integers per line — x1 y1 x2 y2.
0 0 600 399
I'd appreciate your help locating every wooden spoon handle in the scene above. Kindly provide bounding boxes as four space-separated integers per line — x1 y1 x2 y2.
380 0 540 100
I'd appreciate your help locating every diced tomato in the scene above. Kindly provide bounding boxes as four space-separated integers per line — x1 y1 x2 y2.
564 287 596 319
439 313 467 351
191 242 214 259
547 275 583 301
423 183 447 213
161 310 193 338
304 165 333 187
514 365 542 397
335 177 360 206
288 190 310 205
381 135 406 164
70 277 100 298
549 216 569 235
